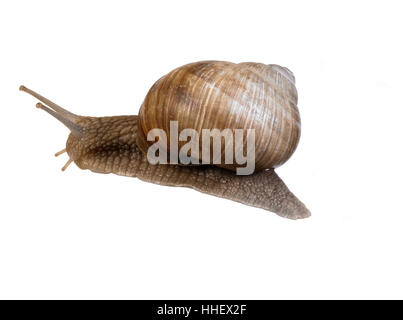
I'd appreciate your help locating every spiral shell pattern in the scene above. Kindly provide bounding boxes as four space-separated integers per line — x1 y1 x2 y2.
137 61 301 171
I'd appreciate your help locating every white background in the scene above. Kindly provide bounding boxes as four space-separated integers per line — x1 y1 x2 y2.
0 0 402 299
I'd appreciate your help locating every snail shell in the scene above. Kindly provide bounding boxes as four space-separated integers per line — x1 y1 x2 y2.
137 61 301 172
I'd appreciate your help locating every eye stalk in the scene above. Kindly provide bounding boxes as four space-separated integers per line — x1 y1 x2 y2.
19 85 86 171
19 85 84 138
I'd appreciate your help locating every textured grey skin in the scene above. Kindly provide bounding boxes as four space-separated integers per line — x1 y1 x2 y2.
66 116 310 219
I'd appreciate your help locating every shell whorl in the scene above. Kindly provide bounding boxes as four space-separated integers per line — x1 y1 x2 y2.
137 60 301 171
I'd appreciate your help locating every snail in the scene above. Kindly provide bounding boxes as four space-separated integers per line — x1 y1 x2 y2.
20 60 310 219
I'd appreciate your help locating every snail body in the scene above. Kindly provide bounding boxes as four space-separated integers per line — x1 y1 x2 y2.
20 60 310 219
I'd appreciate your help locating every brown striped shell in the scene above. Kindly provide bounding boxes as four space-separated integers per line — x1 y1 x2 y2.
137 61 301 172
